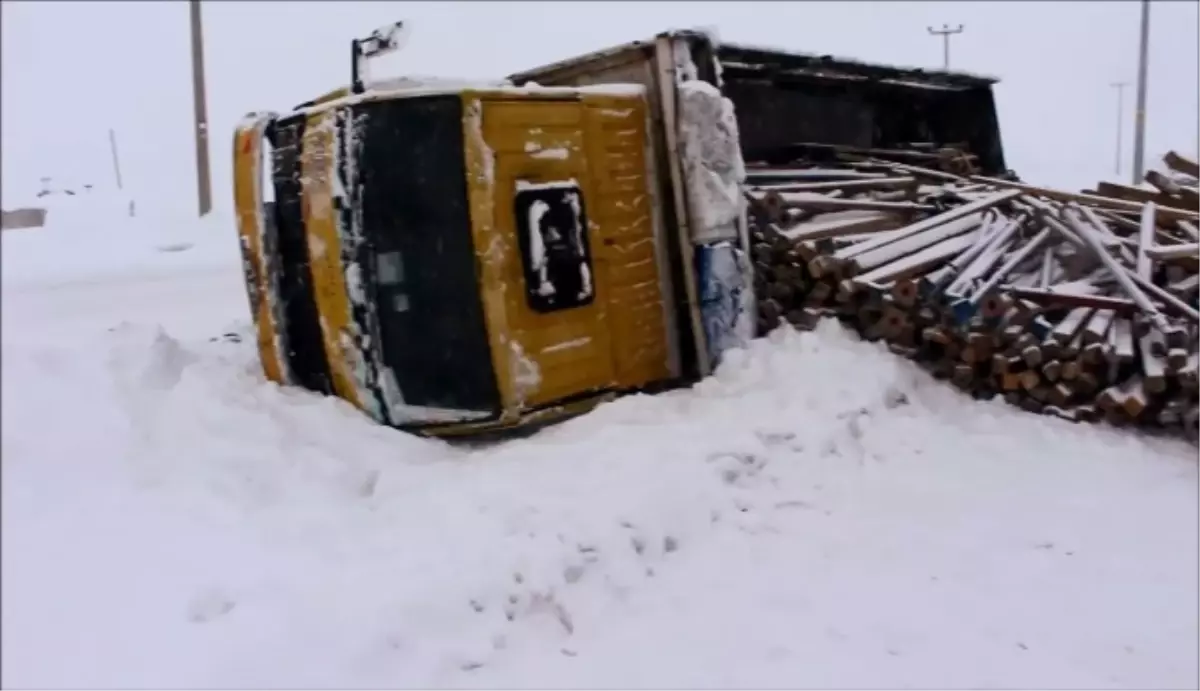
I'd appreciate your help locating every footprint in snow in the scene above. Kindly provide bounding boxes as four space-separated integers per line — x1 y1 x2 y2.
187 587 236 623
755 430 796 446
708 451 769 485
155 242 194 253
563 564 586 584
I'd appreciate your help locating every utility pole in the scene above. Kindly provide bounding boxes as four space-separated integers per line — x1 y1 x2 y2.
110 128 136 218
1110 82 1128 176
1131 0 1151 185
189 0 213 217
927 24 964 71
108 128 124 191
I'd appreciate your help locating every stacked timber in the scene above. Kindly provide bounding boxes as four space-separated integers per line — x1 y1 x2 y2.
746 149 1200 441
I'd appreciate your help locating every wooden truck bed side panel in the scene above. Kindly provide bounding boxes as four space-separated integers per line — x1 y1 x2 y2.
582 93 677 388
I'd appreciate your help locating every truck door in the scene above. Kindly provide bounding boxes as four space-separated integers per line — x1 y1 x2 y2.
482 99 617 410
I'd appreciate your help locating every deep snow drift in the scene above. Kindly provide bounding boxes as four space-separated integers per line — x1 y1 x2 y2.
2 206 1197 689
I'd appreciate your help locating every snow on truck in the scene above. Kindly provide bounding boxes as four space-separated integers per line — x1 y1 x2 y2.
232 25 1008 438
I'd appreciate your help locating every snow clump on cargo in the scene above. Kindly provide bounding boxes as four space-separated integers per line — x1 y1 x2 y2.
677 80 746 244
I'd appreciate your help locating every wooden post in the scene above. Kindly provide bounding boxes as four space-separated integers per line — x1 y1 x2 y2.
190 0 213 217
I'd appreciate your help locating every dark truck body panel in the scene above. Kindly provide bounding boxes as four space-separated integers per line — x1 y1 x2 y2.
508 31 1008 175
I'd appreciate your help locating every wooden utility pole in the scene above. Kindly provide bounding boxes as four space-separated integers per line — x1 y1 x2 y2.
927 24 964 71
189 0 213 217
1110 81 1129 176
1131 0 1151 185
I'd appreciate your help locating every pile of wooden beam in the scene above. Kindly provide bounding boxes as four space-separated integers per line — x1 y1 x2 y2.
747 150 1200 441
748 141 988 179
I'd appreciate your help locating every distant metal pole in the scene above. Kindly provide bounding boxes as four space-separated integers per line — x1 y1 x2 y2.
109 128 135 217
927 24 964 70
1131 0 1151 185
1110 82 1128 176
108 128 124 190
190 0 213 217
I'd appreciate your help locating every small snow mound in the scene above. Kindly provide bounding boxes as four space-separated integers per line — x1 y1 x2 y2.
677 79 746 243
107 325 198 392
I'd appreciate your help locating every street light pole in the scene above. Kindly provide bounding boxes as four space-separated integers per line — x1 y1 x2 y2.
1110 81 1129 176
927 24 964 71
1131 0 1151 185
190 0 213 217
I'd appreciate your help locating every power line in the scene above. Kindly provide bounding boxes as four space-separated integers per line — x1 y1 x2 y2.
927 24 964 71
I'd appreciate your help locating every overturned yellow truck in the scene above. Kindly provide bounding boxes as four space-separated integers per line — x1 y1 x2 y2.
233 29 747 437
233 27 1006 438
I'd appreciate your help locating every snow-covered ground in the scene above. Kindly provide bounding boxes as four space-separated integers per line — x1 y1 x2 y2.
2 202 1197 689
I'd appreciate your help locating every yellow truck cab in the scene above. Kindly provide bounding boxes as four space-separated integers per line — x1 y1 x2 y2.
233 58 694 436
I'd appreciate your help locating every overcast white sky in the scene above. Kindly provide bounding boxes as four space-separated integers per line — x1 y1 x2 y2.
2 1 1197 213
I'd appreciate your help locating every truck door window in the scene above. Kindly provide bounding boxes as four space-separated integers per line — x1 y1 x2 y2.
375 250 410 313
513 181 595 313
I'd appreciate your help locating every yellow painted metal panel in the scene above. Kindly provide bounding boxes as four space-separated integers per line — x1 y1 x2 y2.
460 95 521 420
300 109 363 409
481 101 585 137
459 90 679 423
464 93 629 414
485 100 616 410
582 94 673 389
232 114 289 385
